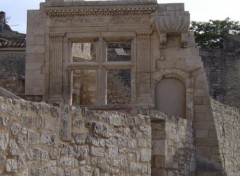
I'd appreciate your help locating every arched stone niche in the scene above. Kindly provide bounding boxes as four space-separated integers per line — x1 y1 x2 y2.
155 78 186 118
153 69 194 120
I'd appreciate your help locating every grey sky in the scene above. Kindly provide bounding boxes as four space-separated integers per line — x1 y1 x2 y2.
0 0 240 33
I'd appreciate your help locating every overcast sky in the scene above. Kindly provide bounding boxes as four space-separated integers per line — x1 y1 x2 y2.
0 0 240 33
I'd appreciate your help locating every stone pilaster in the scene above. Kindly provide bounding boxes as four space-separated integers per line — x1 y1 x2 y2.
49 33 65 104
136 31 152 105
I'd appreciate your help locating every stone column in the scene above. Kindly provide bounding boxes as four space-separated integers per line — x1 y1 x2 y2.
49 33 64 104
136 32 152 105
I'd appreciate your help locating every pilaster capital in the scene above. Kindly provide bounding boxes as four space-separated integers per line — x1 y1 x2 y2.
136 30 152 39
49 32 65 40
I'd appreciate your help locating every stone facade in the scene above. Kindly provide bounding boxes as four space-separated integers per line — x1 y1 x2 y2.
24 0 227 175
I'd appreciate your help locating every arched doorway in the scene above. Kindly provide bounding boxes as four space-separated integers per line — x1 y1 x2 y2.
155 78 186 118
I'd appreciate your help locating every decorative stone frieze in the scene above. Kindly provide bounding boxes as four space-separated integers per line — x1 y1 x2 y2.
46 5 157 17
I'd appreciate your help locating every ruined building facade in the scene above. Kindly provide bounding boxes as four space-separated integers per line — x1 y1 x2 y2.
0 0 240 176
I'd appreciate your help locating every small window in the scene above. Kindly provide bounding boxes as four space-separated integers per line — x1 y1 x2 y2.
72 69 97 105
72 42 96 62
107 69 131 104
107 41 131 62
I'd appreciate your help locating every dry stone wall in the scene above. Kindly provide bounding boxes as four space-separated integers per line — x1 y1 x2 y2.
0 97 151 176
212 99 240 176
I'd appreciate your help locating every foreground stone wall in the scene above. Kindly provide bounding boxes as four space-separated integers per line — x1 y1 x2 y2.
212 99 240 176
0 97 151 175
151 110 195 176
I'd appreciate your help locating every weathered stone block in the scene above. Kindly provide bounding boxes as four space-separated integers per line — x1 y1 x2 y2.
91 146 104 157
141 148 151 162
6 159 17 172
0 132 9 150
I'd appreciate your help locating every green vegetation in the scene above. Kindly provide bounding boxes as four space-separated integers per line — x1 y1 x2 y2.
190 18 240 48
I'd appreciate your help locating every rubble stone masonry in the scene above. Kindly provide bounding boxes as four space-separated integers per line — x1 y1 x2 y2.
0 97 152 175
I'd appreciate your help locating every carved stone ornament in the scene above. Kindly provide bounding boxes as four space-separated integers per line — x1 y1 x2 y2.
155 12 190 34
155 12 190 48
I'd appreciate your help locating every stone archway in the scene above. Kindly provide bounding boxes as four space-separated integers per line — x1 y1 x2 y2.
155 78 186 118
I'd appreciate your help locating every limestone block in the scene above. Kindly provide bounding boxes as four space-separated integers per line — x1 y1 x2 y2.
141 148 151 162
108 146 118 157
74 132 87 144
17 135 27 150
27 148 49 161
6 159 17 172
26 46 45 54
91 146 104 157
91 122 112 138
25 63 43 71
27 130 39 144
27 10 45 35
9 140 20 156
26 53 45 63
11 122 21 136
80 165 93 176
138 139 147 147
0 132 9 150
130 162 141 172
41 131 56 145
59 157 78 167
0 152 6 165
109 114 122 127
18 154 26 169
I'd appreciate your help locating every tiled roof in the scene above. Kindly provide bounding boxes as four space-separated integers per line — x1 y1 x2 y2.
0 39 25 48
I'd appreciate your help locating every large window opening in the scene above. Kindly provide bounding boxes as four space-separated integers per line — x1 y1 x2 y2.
107 69 131 104
69 37 132 106
72 42 96 62
72 69 97 105
107 41 131 62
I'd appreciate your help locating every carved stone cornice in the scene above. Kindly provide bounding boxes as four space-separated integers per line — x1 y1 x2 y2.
45 5 157 17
